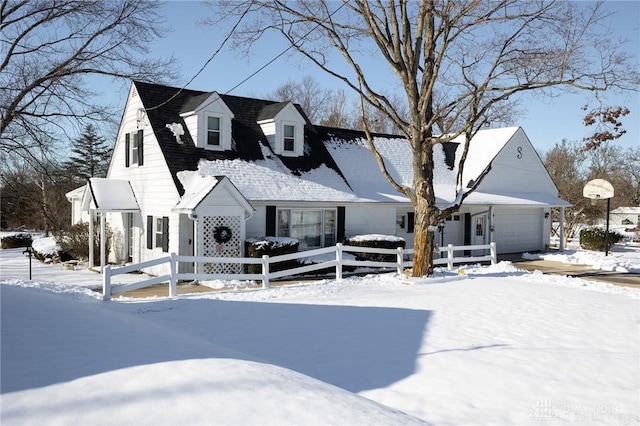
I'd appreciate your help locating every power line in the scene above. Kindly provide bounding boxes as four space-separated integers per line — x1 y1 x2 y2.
224 1 348 94
144 3 253 112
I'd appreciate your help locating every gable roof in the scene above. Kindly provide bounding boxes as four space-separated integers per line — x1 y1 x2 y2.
172 175 254 216
131 81 567 207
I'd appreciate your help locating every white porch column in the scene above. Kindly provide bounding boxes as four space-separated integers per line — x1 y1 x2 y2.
88 210 94 268
559 206 565 252
489 206 495 243
100 212 106 272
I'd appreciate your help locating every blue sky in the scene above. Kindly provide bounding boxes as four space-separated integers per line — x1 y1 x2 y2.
102 0 639 154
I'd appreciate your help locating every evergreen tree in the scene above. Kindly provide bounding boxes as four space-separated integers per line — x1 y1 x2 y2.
66 125 112 182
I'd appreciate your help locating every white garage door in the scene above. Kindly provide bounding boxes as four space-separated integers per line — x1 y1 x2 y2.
494 208 543 253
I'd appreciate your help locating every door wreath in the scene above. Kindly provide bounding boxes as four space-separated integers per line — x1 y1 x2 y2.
213 226 233 244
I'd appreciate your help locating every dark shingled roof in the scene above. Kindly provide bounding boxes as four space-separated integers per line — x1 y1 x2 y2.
132 81 459 197
133 81 340 195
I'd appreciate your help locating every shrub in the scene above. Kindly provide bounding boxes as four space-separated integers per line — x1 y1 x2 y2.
343 234 406 262
1 233 32 249
579 227 622 251
54 221 112 264
245 237 299 274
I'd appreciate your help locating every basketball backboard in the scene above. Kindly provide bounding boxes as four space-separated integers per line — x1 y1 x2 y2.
583 179 614 200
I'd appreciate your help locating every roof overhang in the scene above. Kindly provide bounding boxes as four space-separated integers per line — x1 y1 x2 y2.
82 178 140 213
172 175 254 218
460 191 572 207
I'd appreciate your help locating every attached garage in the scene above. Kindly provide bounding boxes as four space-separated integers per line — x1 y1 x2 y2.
493 207 544 253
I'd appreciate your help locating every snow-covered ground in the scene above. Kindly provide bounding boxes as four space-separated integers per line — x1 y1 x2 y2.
1 242 639 425
524 242 640 274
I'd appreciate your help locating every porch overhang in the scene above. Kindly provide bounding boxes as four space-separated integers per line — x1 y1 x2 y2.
80 178 140 272
82 178 140 213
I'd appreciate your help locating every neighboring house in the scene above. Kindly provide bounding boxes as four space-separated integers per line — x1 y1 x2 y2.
67 81 569 274
610 207 640 228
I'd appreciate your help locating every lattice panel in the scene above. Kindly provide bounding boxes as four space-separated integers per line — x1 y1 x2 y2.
201 215 241 274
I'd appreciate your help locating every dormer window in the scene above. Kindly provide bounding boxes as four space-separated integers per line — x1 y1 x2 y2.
257 102 307 157
179 91 234 151
207 116 221 146
283 124 295 152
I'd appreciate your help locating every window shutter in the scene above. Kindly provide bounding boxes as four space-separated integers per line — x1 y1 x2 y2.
265 206 276 236
463 213 471 255
162 216 169 252
337 206 345 242
407 212 415 233
137 129 144 166
146 215 153 249
125 133 130 167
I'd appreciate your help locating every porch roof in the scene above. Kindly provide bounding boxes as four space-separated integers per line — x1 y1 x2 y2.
82 178 140 212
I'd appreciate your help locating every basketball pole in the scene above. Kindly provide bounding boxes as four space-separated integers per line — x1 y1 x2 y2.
605 197 610 256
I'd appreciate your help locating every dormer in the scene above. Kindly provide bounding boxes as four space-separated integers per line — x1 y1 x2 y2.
257 102 306 157
180 92 234 151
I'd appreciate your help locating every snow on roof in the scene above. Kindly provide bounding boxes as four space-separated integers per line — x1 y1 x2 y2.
177 126 562 207
463 191 571 207
456 127 521 185
173 174 220 211
188 144 359 202
65 186 85 200
86 178 139 212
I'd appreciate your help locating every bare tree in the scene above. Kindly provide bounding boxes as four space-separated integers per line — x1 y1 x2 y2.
543 139 593 245
267 75 333 123
0 0 176 160
586 142 639 210
218 0 639 275
320 88 351 128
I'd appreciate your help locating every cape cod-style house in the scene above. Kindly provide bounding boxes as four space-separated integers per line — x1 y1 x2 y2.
67 81 569 274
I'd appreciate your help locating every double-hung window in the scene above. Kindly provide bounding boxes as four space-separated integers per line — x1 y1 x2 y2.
277 209 336 249
131 132 139 164
207 116 221 146
147 216 168 252
283 124 295 152
125 130 143 167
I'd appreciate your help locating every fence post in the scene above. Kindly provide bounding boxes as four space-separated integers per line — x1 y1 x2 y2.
447 244 454 270
490 242 497 265
169 253 177 297
261 255 270 289
336 243 343 282
396 247 404 275
102 265 111 301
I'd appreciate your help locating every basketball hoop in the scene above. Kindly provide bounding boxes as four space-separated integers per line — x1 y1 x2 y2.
583 179 615 256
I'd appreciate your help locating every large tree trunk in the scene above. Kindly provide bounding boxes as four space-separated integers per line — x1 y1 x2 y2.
411 132 440 277
412 195 439 276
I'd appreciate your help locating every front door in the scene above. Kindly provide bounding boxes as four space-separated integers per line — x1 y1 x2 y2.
473 214 488 255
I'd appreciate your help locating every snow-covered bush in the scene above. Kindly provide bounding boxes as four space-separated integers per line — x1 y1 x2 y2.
31 236 64 263
343 234 405 262
1 233 32 249
579 227 622 251
245 237 299 273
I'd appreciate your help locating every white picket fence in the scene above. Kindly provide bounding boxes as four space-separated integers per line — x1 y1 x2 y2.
102 242 497 300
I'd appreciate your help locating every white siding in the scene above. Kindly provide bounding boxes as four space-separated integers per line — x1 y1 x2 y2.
476 129 558 196
345 205 396 237
107 84 181 275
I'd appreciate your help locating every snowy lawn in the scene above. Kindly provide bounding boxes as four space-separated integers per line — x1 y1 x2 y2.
524 242 640 274
1 244 639 425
